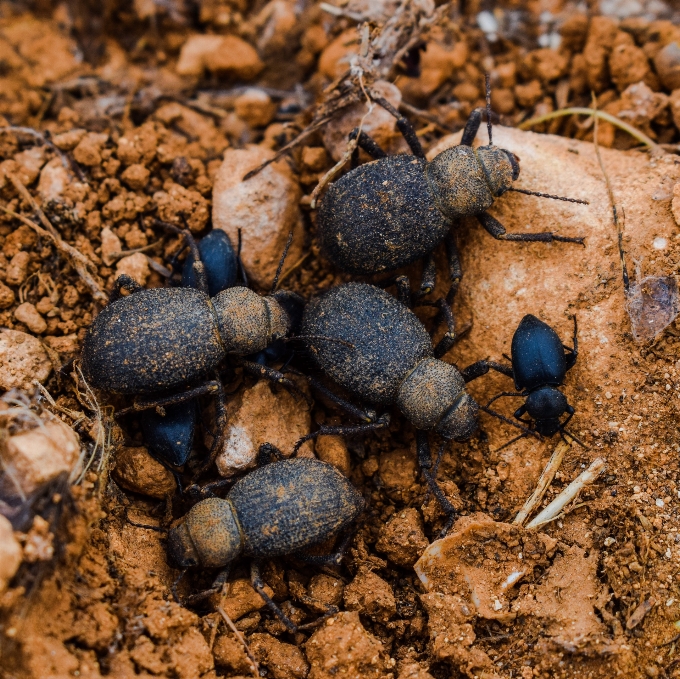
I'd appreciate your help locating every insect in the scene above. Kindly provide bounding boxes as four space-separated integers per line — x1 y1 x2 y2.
168 455 364 632
485 314 581 447
81 229 301 473
180 228 239 296
316 77 587 300
297 282 531 531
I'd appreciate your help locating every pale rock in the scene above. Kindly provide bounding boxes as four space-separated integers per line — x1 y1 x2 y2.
177 35 264 80
14 302 46 334
37 157 72 203
6 250 30 286
3 417 81 496
215 380 311 477
13 146 46 185
321 80 402 161
101 227 122 266
113 446 177 499
0 515 21 593
212 145 303 287
673 183 680 227
0 329 52 391
115 252 149 286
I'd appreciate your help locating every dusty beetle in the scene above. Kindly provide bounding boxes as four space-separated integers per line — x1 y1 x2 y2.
316 77 587 300
168 455 364 632
298 282 532 532
486 314 581 447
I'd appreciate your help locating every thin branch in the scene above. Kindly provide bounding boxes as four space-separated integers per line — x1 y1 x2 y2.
216 605 259 678
518 107 658 149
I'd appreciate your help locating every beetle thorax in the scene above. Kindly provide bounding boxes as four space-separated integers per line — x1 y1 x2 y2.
396 357 478 439
211 287 290 355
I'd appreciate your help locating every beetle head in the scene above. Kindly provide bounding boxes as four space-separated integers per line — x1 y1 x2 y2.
476 146 520 197
525 387 566 436
436 392 480 441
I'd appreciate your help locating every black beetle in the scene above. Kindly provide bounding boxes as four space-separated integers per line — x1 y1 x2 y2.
316 78 587 299
168 455 364 632
297 282 530 530
181 229 238 296
82 230 302 473
486 314 579 445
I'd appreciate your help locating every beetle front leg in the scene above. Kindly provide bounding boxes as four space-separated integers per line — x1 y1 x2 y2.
478 212 585 245
445 233 463 304
415 252 437 299
433 298 461 359
460 359 514 383
348 127 387 164
368 93 425 158
241 360 311 407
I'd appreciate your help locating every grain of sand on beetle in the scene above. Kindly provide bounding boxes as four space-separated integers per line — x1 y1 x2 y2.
2 1 680 678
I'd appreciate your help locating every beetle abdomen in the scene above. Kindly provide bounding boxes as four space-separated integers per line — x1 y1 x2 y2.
82 288 224 395
229 459 363 558
318 155 450 274
511 314 567 391
302 283 433 404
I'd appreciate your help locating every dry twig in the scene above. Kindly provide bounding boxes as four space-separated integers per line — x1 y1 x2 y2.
216 605 260 678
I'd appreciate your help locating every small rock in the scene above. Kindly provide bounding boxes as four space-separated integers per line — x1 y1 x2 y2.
6 250 30 286
0 281 15 309
234 89 277 128
212 145 303 287
0 329 52 391
609 34 651 92
213 633 254 674
654 42 680 91
101 226 122 266
2 417 80 496
0 515 22 594
117 122 158 166
314 435 351 476
305 611 390 679
154 182 209 233
22 514 54 563
318 29 358 80
672 183 680 228
177 34 264 80
13 146 46 186
398 663 435 679
52 128 87 151
14 302 47 334
214 380 311 477
37 157 71 202
222 578 275 621
375 508 428 567
378 447 417 502
44 334 80 355
401 41 467 100
113 446 176 499
514 79 543 108
321 80 401 162
115 252 150 286
168 627 215 679
121 163 151 191
249 633 309 679
3 225 36 258
343 569 396 623
73 132 109 166
308 574 344 608
301 147 328 173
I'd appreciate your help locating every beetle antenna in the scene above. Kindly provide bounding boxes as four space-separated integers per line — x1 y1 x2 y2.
485 73 492 146
508 187 589 205
479 404 541 439
286 335 356 349
270 231 294 294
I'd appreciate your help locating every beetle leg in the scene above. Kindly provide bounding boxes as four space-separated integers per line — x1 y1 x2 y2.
394 275 412 308
477 212 585 245
415 252 437 299
303 374 379 422
348 127 387 162
513 403 528 420
445 233 463 304
195 376 227 477
178 566 232 607
110 274 143 302
251 561 299 634
295 525 358 568
292 415 390 455
115 382 221 417
433 298 459 359
563 315 578 371
241 360 312 407
460 359 513 382
460 108 484 146
368 93 425 158
485 391 524 408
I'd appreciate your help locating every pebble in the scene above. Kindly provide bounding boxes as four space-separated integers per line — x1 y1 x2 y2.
37 157 71 202
398 663 435 679
0 328 52 391
73 132 109 167
343 569 396 623
14 302 46 334
654 42 680 91
0 281 15 309
101 226 122 266
2 417 80 496
213 633 253 674
112 446 176 499
154 182 209 233
121 163 150 191
212 145 303 287
222 577 275 621
115 252 150 286
308 574 344 608
6 250 30 286
249 633 309 679
321 80 402 162
176 34 264 80
214 380 311 477
314 435 351 476
0 515 21 594
375 508 429 567
305 611 390 679
234 89 276 128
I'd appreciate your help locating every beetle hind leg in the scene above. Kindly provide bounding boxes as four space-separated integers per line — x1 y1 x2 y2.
478 212 585 245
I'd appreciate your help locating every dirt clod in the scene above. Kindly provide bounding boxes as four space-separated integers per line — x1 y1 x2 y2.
343 569 396 624
112 446 177 499
375 508 428 567
0 329 51 391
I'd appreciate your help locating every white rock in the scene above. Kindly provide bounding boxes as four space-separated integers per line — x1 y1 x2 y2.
3 417 81 496
101 227 122 266
115 252 149 286
0 329 52 392
212 145 303 287
37 157 71 203
0 515 21 593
